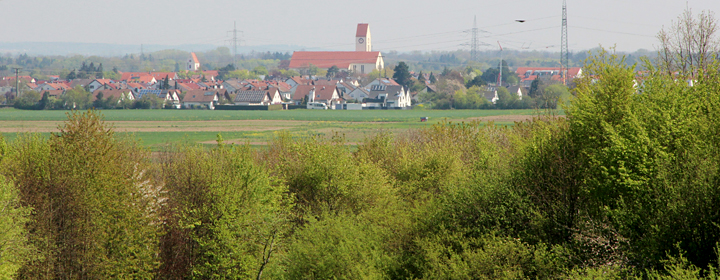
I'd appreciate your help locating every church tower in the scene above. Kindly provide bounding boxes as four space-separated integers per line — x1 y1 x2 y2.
355 23 371 52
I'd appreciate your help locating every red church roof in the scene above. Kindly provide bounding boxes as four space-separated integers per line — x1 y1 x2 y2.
289 51 380 69
356 23 369 37
191 52 199 64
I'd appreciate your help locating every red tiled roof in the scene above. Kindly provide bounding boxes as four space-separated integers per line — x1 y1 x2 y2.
191 52 199 64
179 82 201 90
289 51 380 69
314 85 337 101
356 23 369 37
3 76 34 82
293 85 337 101
183 89 218 102
127 82 145 89
293 85 315 101
94 79 114 85
202 70 218 77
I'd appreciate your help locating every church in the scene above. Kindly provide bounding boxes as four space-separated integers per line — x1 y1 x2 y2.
289 24 384 75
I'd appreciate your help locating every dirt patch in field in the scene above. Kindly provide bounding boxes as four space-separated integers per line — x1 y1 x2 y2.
198 139 362 146
465 114 555 123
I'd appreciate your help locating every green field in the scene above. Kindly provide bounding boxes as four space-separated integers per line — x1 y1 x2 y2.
0 108 561 149
0 108 553 122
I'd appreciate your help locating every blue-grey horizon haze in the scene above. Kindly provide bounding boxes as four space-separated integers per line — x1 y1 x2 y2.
0 0 718 54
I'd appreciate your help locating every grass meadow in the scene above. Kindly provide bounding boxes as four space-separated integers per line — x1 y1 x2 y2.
0 108 559 149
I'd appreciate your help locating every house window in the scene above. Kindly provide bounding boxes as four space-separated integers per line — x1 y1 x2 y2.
361 65 365 73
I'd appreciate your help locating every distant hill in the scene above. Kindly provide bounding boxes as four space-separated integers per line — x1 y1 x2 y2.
0 42 308 57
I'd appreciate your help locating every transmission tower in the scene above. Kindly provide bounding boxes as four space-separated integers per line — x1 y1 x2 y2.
560 0 569 85
471 16 479 61
497 41 503 87
12 67 21 98
227 22 243 69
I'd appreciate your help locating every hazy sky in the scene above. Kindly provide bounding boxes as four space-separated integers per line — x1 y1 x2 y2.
1 0 719 53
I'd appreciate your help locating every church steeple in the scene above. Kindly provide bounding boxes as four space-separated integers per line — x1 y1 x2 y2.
355 23 371 52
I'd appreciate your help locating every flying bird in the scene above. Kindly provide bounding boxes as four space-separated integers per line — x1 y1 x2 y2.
515 20 526 23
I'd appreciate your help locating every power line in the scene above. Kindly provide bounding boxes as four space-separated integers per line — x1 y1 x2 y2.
569 25 656 38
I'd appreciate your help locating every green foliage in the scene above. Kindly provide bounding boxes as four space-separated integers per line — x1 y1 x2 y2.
0 175 32 280
326 65 339 78
5 110 160 279
307 64 320 76
393 61 412 88
271 135 395 217
253 65 269 76
282 214 389 280
159 144 291 279
465 74 487 88
223 69 257 80
62 86 92 109
416 232 568 279
12 91 41 109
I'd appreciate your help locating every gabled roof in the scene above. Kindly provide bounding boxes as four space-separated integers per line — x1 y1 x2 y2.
293 85 316 101
313 85 338 101
191 52 199 64
223 80 243 89
356 23 369 37
183 90 218 103
365 78 399 88
93 79 115 85
349 87 370 97
234 90 268 103
69 79 94 88
126 82 146 89
178 82 200 91
369 85 405 100
338 81 356 90
289 51 381 69
288 76 309 85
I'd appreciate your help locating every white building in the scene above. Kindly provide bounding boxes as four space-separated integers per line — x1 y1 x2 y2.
187 52 200 71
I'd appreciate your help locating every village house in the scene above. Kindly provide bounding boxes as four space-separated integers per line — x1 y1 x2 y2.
87 79 117 92
346 87 370 102
363 85 411 109
136 89 182 108
183 89 219 109
93 88 135 104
